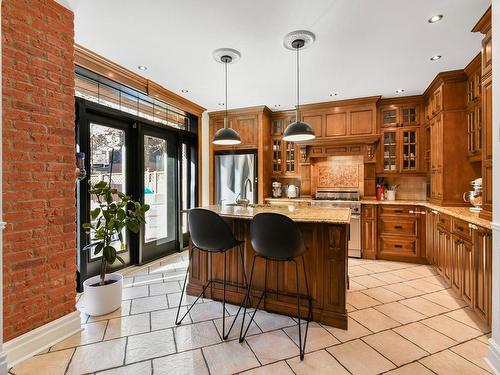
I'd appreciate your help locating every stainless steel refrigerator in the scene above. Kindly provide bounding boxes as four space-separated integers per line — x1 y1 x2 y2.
214 152 257 205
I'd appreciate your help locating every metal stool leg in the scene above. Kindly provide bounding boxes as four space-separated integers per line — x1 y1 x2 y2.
220 245 251 340
175 247 212 325
239 255 266 342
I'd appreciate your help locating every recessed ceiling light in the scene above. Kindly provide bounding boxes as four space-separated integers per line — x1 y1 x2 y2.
428 14 443 23
430 55 442 61
181 89 189 93
329 93 338 97
137 65 147 71
396 89 405 94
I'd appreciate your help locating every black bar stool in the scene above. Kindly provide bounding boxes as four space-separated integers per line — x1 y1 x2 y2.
239 212 312 360
175 208 248 340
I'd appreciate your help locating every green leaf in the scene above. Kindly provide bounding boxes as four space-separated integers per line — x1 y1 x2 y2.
141 204 150 213
103 245 116 264
91 207 101 220
94 180 108 189
82 223 92 230
127 220 140 233
116 255 125 264
94 242 104 255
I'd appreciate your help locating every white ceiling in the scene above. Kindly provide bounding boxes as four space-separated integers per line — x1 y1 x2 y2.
68 0 490 112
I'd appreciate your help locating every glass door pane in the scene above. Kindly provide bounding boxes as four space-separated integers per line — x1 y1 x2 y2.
141 130 177 262
144 135 168 243
89 123 127 259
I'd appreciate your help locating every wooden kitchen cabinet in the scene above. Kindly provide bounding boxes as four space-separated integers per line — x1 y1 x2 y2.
209 114 259 150
377 205 425 263
380 127 421 174
462 237 474 306
472 7 492 220
436 224 452 285
208 106 272 204
451 236 464 294
361 205 377 260
473 225 492 324
423 210 492 327
271 136 298 177
298 97 378 141
425 208 438 264
380 104 419 128
465 54 482 161
425 71 476 205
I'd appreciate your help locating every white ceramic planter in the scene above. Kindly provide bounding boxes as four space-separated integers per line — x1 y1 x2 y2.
83 273 123 316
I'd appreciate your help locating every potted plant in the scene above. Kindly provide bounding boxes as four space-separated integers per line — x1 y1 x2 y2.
82 180 149 316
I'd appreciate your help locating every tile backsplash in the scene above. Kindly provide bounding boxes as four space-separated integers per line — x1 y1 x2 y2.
383 176 428 200
312 155 365 195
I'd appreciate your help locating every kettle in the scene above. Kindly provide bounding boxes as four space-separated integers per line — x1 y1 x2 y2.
287 184 299 199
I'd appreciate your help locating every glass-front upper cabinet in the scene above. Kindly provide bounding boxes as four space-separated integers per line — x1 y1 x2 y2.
380 104 419 127
272 138 282 174
383 131 397 171
285 142 295 174
401 107 418 125
382 108 398 127
401 129 418 171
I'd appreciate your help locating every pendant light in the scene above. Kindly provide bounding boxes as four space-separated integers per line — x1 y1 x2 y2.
213 49 242 145
282 31 316 142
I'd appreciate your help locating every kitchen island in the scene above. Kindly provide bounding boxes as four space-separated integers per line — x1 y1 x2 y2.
186 204 351 329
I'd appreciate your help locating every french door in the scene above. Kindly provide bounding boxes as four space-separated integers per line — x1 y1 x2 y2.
139 125 178 263
77 113 134 290
76 99 196 291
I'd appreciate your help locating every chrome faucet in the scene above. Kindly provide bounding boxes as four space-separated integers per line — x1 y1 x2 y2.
236 179 252 207
243 178 253 200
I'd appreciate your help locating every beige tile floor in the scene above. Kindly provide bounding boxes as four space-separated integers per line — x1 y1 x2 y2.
10 252 493 375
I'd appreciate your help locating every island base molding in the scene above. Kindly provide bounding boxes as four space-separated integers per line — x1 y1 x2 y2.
186 220 349 330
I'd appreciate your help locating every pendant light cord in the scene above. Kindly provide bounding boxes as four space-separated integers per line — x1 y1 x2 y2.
225 60 228 128
296 44 300 121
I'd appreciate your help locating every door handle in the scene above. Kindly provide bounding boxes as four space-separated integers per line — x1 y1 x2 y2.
394 244 403 248
394 225 403 229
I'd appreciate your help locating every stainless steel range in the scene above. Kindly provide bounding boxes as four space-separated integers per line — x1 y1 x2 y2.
311 190 361 258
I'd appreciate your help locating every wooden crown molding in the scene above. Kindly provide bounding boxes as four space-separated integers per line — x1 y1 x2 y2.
208 105 271 118
297 95 381 112
74 44 206 116
378 95 424 106
472 6 491 34
464 53 482 76
423 69 468 98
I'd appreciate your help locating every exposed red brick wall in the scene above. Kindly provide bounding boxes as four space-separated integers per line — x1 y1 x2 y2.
2 0 76 340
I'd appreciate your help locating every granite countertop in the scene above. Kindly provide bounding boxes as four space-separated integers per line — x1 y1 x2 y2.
264 197 491 229
201 204 351 224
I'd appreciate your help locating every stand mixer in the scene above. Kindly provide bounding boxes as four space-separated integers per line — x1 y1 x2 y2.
463 178 483 212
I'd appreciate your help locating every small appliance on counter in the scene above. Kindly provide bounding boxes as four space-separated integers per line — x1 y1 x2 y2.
272 181 282 198
287 184 299 199
463 178 482 212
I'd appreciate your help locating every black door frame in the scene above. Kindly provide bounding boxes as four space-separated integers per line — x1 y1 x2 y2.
76 98 198 291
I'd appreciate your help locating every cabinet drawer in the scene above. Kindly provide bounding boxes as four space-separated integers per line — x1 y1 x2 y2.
437 213 451 231
452 218 472 242
379 236 418 257
379 218 417 236
379 205 415 217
